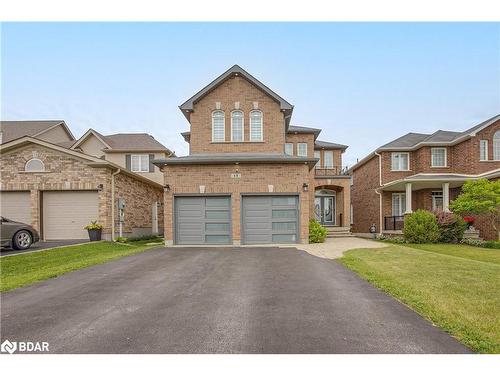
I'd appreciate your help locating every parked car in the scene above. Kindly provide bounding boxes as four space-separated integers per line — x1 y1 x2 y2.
0 216 40 250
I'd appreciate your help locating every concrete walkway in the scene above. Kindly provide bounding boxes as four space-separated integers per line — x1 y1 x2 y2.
288 236 386 259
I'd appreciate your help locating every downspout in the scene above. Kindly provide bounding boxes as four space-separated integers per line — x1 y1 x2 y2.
111 168 121 241
374 152 383 234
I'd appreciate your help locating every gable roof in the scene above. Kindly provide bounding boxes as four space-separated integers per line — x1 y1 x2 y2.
350 113 500 171
71 129 172 154
0 136 163 188
179 65 294 127
0 120 75 144
288 125 321 139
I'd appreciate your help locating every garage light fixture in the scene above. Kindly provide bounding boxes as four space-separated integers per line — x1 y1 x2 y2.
302 183 309 192
97 184 104 191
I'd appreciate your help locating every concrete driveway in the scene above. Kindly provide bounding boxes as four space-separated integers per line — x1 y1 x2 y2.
1 239 89 256
0 247 470 354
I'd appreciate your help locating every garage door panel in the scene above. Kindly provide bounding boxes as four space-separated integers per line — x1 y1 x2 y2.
43 191 98 240
0 192 31 224
242 195 299 245
175 196 231 245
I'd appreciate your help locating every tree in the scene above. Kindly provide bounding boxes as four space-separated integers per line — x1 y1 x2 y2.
449 179 500 238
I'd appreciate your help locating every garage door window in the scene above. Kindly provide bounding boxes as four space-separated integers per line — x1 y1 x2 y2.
272 209 296 218
206 210 230 220
272 222 296 231
206 223 230 231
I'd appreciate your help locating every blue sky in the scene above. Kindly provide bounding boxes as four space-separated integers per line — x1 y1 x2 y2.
1 22 499 165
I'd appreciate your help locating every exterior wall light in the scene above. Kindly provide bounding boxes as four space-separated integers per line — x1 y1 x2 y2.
164 184 171 193
97 184 104 191
302 183 309 192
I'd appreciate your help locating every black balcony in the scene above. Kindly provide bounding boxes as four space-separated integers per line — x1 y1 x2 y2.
384 216 405 231
314 167 349 177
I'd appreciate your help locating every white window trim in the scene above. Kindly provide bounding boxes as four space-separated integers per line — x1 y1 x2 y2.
212 110 225 142
494 131 500 161
431 147 447 167
230 110 244 142
24 158 45 172
391 152 410 171
297 143 308 157
285 143 294 156
431 191 444 211
480 140 489 161
131 154 149 173
249 110 263 142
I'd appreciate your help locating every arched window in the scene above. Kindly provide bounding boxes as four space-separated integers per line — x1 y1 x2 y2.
212 110 225 142
494 131 500 160
231 110 244 142
249 110 263 141
25 158 45 172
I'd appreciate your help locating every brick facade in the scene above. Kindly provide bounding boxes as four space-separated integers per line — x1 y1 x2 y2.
351 118 500 240
0 143 163 240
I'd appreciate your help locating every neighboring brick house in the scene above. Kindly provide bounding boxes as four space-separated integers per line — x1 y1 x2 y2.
0 121 167 241
350 114 500 240
154 65 350 245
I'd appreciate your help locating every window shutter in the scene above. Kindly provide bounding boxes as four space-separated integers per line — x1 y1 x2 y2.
125 154 131 171
149 154 155 172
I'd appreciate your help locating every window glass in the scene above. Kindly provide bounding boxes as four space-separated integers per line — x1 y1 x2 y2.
25 158 45 172
272 234 296 242
431 148 446 167
314 151 321 168
206 223 230 232
432 192 444 211
272 197 296 206
297 143 308 157
272 209 297 218
480 140 488 161
249 110 263 141
131 155 149 172
494 131 500 160
324 151 334 168
212 110 225 142
206 197 230 207
285 143 293 156
391 153 409 171
392 193 406 216
231 111 243 142
272 222 296 231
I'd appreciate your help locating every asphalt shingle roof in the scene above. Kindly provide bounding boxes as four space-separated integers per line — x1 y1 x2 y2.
0 121 68 144
314 140 348 150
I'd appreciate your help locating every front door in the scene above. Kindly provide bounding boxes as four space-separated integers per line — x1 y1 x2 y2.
314 196 336 225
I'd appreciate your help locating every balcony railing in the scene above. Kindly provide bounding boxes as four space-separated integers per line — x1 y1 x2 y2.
314 167 349 177
384 216 404 231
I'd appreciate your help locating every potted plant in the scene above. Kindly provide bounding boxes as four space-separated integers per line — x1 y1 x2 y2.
463 216 475 230
84 221 103 241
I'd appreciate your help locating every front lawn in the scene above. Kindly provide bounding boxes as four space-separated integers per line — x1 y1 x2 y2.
0 240 162 292
339 243 500 353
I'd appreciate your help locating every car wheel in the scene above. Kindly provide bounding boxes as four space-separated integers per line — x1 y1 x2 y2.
13 230 33 250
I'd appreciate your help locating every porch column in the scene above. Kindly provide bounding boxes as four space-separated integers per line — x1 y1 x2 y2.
442 182 450 212
405 183 412 214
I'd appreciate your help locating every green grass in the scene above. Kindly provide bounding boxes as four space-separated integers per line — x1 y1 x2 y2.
0 240 162 292
338 244 500 353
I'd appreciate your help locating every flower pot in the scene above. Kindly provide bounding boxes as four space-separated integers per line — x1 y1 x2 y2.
87 228 102 241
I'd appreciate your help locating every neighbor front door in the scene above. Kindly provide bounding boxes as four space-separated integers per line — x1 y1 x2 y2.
314 196 335 225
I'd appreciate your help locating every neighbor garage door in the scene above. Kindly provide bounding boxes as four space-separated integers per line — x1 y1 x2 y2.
43 191 99 240
242 195 299 244
175 196 231 245
0 191 31 224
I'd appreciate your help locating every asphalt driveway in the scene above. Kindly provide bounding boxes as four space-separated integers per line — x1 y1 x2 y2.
1 239 88 256
0 247 470 353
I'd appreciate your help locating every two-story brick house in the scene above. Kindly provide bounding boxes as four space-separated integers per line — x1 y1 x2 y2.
350 114 500 240
0 121 171 241
154 65 350 245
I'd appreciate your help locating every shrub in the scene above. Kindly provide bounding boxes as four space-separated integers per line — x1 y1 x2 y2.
376 234 407 244
484 240 500 249
115 236 128 243
460 238 500 249
127 235 162 242
403 210 440 243
309 219 328 243
434 211 466 243
84 221 103 230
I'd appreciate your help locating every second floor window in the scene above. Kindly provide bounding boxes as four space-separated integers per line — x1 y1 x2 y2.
480 140 488 161
131 154 149 172
494 131 500 160
391 152 409 171
249 110 263 141
324 151 334 168
297 143 308 157
285 143 293 156
431 147 447 167
231 110 244 142
314 150 321 168
212 110 225 142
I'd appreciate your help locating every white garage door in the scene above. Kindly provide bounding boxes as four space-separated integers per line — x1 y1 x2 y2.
43 191 99 240
0 191 31 224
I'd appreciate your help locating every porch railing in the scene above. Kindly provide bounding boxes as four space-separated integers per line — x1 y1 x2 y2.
384 216 404 231
315 166 349 177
